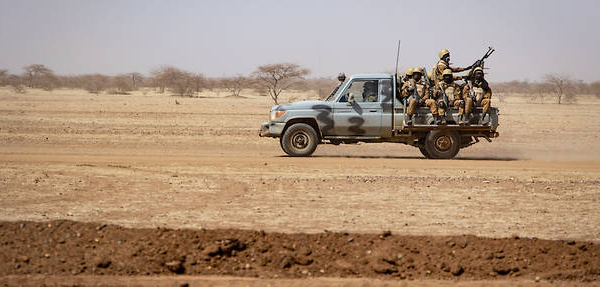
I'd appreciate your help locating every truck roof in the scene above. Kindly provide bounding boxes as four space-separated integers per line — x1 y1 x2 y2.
350 74 391 79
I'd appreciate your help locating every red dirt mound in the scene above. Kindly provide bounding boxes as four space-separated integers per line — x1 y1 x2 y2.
1 221 598 282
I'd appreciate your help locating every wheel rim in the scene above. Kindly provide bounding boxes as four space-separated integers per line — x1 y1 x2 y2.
291 132 310 150
435 135 452 152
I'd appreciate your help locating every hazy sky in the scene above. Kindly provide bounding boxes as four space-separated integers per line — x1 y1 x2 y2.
0 0 598 82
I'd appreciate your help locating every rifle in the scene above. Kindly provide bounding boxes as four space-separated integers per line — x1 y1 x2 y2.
438 82 449 109
465 47 495 80
422 67 434 100
467 81 477 104
410 85 420 104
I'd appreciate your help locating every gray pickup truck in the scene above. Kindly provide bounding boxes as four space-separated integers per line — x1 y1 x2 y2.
259 73 499 159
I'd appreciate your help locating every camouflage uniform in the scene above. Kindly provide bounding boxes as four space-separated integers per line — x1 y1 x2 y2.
432 59 467 87
402 78 433 117
435 80 461 118
431 49 468 87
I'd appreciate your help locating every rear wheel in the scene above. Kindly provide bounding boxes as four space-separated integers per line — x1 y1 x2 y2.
418 147 431 158
281 123 319 157
424 130 460 159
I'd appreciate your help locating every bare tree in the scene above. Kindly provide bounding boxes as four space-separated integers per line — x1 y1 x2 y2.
150 66 195 96
191 73 205 93
23 64 56 90
252 63 309 104
108 74 134 94
222 75 248 97
80 74 110 94
591 81 600 99
128 72 145 90
0 69 8 87
544 73 577 104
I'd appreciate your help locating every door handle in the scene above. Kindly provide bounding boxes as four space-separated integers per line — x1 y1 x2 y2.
369 110 378 112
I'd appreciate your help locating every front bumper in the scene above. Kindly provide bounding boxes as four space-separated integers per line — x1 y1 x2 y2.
259 122 286 137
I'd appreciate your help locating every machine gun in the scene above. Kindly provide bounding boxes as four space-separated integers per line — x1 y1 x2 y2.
465 47 495 80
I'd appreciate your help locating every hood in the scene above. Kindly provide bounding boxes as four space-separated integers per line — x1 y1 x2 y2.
277 100 328 111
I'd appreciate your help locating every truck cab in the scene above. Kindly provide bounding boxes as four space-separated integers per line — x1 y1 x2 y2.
259 73 499 159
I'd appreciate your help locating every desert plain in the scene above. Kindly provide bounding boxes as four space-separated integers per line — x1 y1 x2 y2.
0 88 599 286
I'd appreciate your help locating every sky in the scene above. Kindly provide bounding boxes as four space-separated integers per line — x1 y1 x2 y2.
0 0 598 82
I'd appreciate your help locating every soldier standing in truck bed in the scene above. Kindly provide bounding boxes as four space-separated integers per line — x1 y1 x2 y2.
431 49 472 87
463 67 492 125
402 68 434 125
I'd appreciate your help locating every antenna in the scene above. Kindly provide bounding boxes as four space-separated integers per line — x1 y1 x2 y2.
395 40 401 75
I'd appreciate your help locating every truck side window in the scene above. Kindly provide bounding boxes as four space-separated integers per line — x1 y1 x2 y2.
339 80 379 103
379 79 392 101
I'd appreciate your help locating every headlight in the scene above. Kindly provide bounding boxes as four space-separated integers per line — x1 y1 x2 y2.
270 110 286 121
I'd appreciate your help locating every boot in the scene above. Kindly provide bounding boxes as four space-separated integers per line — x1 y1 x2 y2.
458 114 465 125
440 116 447 125
405 114 412 125
434 115 441 125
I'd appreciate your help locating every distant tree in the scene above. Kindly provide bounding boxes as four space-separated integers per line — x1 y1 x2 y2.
128 72 145 90
150 66 195 96
544 73 577 104
23 64 56 90
191 73 205 93
80 74 110 94
222 75 248 97
591 81 600 99
149 66 172 93
0 69 7 87
108 74 134 94
7 74 26 93
252 63 309 104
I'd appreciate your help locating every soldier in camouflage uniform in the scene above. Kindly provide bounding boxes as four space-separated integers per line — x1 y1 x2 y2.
434 69 462 125
431 49 472 87
401 67 434 125
462 67 492 125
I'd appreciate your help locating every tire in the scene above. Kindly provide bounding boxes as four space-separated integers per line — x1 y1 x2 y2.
281 123 319 157
424 130 460 159
418 147 431 158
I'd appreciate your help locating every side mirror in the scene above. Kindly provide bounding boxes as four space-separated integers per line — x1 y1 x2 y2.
348 93 356 103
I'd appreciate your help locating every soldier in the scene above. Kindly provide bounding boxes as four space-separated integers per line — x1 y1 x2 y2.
396 68 413 102
463 67 492 125
363 80 378 102
434 69 462 125
431 49 472 87
404 67 414 82
402 67 435 125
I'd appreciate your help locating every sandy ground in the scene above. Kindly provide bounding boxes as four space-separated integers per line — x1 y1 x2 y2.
0 88 599 285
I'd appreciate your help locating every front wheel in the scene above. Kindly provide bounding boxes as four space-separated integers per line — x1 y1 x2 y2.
424 130 460 159
281 123 319 157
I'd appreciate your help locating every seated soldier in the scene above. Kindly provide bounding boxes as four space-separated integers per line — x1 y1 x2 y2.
434 69 461 125
401 67 432 125
363 81 378 102
462 67 492 125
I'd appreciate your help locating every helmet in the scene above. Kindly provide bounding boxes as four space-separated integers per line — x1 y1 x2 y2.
438 49 450 59
413 67 424 75
442 69 453 76
473 67 483 73
405 68 414 76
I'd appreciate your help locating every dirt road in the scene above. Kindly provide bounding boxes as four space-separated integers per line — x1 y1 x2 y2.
0 88 599 284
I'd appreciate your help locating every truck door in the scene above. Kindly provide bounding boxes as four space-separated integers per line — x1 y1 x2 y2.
332 79 382 136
